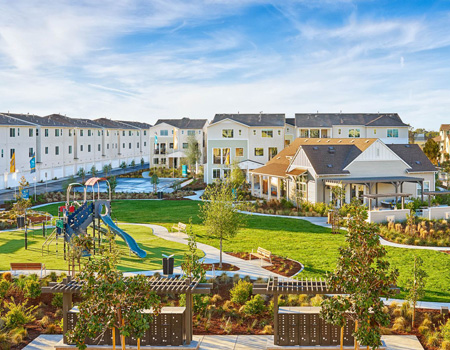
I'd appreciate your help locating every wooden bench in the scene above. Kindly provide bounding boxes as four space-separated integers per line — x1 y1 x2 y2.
249 247 272 264
10 263 46 278
171 222 187 233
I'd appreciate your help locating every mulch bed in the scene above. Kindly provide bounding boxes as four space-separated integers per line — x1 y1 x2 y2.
202 263 239 271
226 252 302 277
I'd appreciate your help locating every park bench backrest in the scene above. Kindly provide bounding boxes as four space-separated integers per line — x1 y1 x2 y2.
10 263 44 270
257 247 271 258
178 223 187 230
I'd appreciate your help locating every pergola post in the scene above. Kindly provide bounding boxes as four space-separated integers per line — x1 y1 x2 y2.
185 278 192 345
273 277 279 345
62 276 73 344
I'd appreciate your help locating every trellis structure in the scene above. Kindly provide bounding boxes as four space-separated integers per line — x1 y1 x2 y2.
42 276 212 347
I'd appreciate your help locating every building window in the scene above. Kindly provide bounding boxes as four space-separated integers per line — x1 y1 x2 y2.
144 142 146 147
239 130 242 136
80 145 83 152
182 143 188 149
338 129 341 135
69 145 72 154
122 131 125 136
55 146 59 155
161 158 166 165
97 130 100 136
1 149 3 158
254 148 264 156
278 130 281 136
80 130 83 136
9 128 15 137
213 148 221 164
98 144 101 151
45 147 49 154
129 143 132 149
69 129 72 137
269 147 278 160
188 130 195 136
55 129 60 137
29 148 34 157
349 129 361 138
137 142 139 148
10 149 15 158
153 158 159 165
236 148 244 157
212 169 221 179
253 130 256 136
88 130 91 137
387 129 399 138
300 129 309 138
222 129 234 138
223 169 231 178
144 130 147 136
36 128 39 136
417 181 430 197
262 130 273 138
88 145 91 152
17 128 20 136
137 131 139 136
129 131 132 136
169 143 174 149
374 129 377 135
107 130 110 136
29 128 33 137
107 144 109 150
160 130 168 136
123 143 125 149
310 129 319 138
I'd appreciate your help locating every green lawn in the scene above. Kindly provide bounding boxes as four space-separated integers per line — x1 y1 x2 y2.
32 200 450 302
0 223 193 272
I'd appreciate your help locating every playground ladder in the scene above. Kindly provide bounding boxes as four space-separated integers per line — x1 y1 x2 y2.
41 228 58 256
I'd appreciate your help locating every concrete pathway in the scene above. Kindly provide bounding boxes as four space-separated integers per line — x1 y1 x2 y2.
23 335 424 350
126 223 286 280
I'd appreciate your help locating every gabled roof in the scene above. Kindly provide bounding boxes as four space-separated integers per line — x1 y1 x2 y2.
440 124 450 131
45 114 101 128
295 113 408 128
285 118 295 126
155 117 207 129
2 113 67 127
211 113 285 127
0 113 35 126
93 118 135 129
117 120 152 129
387 144 436 172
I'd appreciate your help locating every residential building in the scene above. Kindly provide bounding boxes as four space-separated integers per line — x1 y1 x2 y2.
0 112 150 189
150 118 208 169
205 113 285 184
285 118 295 147
295 113 409 144
435 124 450 163
249 138 435 205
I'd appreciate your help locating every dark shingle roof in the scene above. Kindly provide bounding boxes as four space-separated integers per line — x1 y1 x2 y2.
45 114 102 128
0 113 35 126
3 113 67 127
155 117 207 129
302 144 361 175
285 118 295 126
295 113 408 128
387 144 436 172
93 118 135 129
117 120 152 129
211 114 285 127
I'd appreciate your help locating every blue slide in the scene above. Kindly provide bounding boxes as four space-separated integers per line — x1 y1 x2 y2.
100 214 147 258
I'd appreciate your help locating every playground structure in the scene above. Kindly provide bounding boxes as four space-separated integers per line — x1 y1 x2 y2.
42 177 146 261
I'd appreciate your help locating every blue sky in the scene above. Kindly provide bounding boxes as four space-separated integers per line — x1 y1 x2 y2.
0 0 449 129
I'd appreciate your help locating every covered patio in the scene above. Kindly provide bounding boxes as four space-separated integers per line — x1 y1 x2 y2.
322 176 425 207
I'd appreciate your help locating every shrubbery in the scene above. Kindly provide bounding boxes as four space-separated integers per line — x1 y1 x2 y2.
230 280 253 305
242 295 266 315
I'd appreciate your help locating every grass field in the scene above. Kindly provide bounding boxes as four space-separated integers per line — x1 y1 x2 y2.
0 223 193 272
31 200 450 302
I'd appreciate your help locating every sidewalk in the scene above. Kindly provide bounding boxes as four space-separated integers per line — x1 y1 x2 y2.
23 334 424 350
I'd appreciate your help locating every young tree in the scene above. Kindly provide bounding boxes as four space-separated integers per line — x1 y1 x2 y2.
14 176 32 215
130 159 136 168
103 164 110 177
67 243 160 350
199 181 245 268
140 158 145 167
90 165 97 177
423 138 440 165
181 220 205 281
406 256 428 328
185 134 201 176
230 159 246 190
321 204 399 349
109 176 118 196
120 161 127 171
77 168 86 183
150 173 159 193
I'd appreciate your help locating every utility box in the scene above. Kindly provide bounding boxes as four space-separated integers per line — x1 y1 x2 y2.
157 191 164 199
162 254 175 275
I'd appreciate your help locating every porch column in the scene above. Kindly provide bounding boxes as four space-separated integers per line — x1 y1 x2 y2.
259 175 263 196
277 178 281 200
251 174 255 196
268 176 272 201
375 183 379 207
420 180 424 203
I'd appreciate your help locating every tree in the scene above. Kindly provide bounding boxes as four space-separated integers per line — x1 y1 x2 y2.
230 159 246 190
140 158 145 167
14 176 32 215
67 233 93 277
406 256 427 328
67 241 160 350
150 174 159 193
423 138 440 165
103 164 110 177
109 176 118 196
77 168 86 183
184 134 201 176
130 159 136 168
120 161 127 171
199 181 245 268
181 220 205 281
90 165 97 176
321 204 398 349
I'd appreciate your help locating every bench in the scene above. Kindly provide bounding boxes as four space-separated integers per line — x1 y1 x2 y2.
10 263 46 278
171 222 187 233
249 247 272 264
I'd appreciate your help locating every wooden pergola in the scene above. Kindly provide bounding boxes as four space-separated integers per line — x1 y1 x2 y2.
362 193 412 210
423 190 450 207
42 276 212 347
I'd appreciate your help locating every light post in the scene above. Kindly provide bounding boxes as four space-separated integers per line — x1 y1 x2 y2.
45 172 48 192
33 176 37 201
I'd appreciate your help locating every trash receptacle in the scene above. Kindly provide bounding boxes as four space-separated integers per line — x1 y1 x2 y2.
157 191 164 199
162 254 175 275
17 216 25 228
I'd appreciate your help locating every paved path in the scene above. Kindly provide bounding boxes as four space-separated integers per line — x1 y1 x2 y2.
126 223 286 280
23 334 424 349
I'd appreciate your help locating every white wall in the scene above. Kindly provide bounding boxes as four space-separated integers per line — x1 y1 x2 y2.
368 209 409 223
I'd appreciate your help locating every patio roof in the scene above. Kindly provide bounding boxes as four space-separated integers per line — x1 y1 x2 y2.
323 175 424 185
423 191 450 196
362 193 412 199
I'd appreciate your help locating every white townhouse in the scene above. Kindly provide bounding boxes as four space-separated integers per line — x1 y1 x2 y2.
0 112 151 190
150 118 208 169
249 138 436 205
295 113 410 144
205 113 286 184
285 118 296 147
